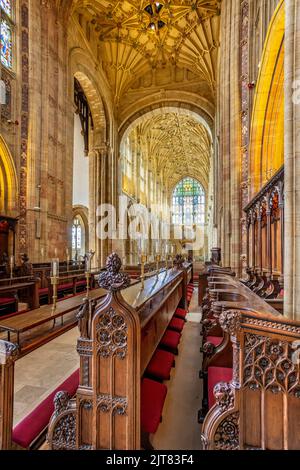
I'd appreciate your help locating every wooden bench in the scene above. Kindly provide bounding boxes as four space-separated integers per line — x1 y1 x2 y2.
198 274 279 422
0 254 193 450
12 369 80 450
0 287 106 354
0 278 40 314
46 254 191 450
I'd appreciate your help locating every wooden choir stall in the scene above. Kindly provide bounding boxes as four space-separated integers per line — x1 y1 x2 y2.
199 266 300 450
243 166 284 301
0 253 193 450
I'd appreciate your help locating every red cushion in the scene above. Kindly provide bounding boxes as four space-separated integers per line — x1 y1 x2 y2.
160 330 181 350
0 297 15 305
187 286 194 292
38 288 49 295
12 369 79 449
175 307 188 319
208 366 233 409
76 280 87 287
146 350 175 381
207 336 223 347
58 282 73 291
141 378 167 434
169 317 185 333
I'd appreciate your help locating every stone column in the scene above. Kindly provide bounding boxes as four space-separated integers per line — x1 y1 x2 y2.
284 0 300 319
218 0 242 274
89 144 110 267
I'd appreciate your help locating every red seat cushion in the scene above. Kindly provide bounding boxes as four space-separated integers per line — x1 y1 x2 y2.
0 297 15 305
38 288 49 295
169 317 185 333
146 349 175 381
208 366 233 409
187 286 194 292
207 336 223 347
160 330 181 350
58 282 73 291
175 307 188 319
141 378 167 434
76 280 86 287
12 369 79 449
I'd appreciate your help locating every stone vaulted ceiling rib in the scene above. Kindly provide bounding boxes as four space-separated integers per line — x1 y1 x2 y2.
129 112 211 191
70 0 221 102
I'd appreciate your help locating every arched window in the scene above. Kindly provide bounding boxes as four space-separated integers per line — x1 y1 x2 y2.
72 216 85 259
172 177 205 225
0 0 14 69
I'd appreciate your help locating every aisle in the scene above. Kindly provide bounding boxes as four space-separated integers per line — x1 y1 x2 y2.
153 287 203 450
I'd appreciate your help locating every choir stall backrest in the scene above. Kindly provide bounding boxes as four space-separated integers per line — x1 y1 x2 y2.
201 308 300 450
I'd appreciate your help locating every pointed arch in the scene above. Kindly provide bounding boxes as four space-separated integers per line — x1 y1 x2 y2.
249 0 284 197
0 135 18 215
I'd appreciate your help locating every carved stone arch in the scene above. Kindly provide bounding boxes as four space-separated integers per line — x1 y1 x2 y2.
0 135 18 216
249 0 284 197
72 205 89 254
119 98 214 142
69 47 111 143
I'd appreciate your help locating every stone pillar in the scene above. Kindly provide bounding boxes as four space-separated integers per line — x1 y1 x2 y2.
89 144 110 267
218 0 242 274
284 0 300 319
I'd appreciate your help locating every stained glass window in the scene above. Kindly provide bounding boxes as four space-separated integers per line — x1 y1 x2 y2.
172 177 205 226
72 218 83 252
0 0 12 17
0 19 12 68
0 0 13 69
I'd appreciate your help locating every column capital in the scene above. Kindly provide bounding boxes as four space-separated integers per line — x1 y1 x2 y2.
88 144 111 159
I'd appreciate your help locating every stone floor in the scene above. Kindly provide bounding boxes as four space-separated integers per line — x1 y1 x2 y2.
13 328 79 426
13 286 203 450
153 286 203 450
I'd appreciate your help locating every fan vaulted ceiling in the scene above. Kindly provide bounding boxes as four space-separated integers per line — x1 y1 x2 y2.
128 111 211 191
66 1 221 101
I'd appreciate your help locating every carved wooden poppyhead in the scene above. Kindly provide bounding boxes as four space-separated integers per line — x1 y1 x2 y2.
174 254 184 269
98 253 130 292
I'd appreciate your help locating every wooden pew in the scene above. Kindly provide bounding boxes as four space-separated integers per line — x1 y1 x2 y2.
0 253 191 450
46 253 190 450
0 287 107 355
201 306 300 450
198 274 280 422
0 276 40 314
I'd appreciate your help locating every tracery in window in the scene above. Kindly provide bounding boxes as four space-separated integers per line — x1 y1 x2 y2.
172 177 205 226
0 0 13 69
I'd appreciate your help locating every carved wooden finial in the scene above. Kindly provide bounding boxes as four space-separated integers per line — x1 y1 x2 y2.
98 253 130 291
219 309 241 335
213 382 234 412
174 254 184 269
0 340 18 365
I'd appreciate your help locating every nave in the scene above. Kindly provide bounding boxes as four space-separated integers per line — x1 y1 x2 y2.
1 0 300 454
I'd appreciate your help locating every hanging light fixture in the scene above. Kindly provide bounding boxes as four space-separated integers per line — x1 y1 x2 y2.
144 2 166 31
